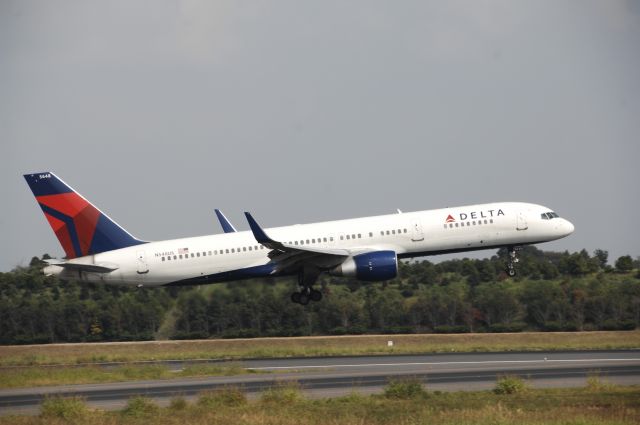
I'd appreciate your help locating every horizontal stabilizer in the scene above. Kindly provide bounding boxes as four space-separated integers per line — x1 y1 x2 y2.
45 259 118 273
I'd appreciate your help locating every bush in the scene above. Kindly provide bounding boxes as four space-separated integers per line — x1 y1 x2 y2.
121 396 159 418
586 372 615 392
260 381 304 404
433 325 470 334
488 322 527 333
169 396 188 410
601 320 636 331
198 386 247 407
40 396 88 420
494 375 528 394
383 377 427 399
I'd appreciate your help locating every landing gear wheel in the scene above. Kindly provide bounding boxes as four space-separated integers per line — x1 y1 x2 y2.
507 267 516 277
310 289 322 302
291 292 301 304
298 292 310 306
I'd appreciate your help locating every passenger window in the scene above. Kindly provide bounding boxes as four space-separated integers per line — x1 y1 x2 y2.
443 224 447 229
312 239 316 243
490 219 494 224
392 230 396 234
173 255 177 260
306 239 310 244
369 232 373 237
324 237 328 242
179 254 183 259
449 223 453 228
380 231 384 236
197 253 200 257
404 229 407 233
386 230 390 235
455 223 459 228
330 237 334 241
162 257 165 261
358 234 361 238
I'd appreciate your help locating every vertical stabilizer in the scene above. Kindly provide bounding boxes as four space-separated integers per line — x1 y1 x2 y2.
24 172 146 258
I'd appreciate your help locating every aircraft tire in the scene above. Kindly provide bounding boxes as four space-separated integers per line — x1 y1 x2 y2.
291 292 301 304
310 289 322 302
298 293 310 306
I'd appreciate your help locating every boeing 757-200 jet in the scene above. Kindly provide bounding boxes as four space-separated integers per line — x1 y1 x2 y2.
24 172 574 305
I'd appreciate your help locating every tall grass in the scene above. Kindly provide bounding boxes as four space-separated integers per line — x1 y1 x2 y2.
2 386 638 424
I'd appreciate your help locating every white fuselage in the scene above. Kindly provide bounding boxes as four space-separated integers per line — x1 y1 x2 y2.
49 202 574 287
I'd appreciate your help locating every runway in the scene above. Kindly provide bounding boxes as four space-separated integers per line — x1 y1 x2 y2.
1 350 639 415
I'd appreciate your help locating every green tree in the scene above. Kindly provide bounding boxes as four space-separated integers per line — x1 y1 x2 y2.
615 255 634 273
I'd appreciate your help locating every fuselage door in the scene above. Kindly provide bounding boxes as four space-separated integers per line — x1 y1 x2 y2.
411 220 424 242
136 251 149 274
516 212 528 231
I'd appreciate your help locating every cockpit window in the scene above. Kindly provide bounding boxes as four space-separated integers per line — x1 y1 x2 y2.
542 211 560 220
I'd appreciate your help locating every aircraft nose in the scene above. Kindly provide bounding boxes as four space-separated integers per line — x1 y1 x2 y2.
563 219 575 236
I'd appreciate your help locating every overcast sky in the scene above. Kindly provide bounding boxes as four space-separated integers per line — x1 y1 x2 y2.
1 0 639 271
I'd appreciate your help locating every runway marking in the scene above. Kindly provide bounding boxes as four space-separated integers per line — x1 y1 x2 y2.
246 358 640 371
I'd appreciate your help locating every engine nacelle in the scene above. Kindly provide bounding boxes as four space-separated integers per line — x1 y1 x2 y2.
331 250 398 282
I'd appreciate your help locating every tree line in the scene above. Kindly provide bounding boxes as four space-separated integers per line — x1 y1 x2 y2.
0 247 638 344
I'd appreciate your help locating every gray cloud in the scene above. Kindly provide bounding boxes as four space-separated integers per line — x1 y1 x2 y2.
1 0 639 270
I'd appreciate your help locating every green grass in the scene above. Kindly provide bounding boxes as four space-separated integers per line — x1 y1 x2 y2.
1 385 638 424
0 363 263 389
1 330 638 368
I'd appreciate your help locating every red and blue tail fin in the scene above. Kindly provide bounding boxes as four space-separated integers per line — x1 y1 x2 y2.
24 172 146 259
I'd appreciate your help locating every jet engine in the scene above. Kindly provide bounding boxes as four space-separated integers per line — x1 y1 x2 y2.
331 250 397 281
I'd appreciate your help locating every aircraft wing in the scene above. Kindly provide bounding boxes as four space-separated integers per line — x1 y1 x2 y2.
214 209 237 233
44 259 119 273
244 212 350 274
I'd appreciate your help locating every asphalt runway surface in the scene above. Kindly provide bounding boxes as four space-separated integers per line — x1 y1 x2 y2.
2 350 639 415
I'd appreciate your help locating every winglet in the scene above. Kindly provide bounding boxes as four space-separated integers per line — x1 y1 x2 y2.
244 212 281 249
215 209 237 233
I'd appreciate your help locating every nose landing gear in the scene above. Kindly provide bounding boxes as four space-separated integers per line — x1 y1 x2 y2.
506 246 520 277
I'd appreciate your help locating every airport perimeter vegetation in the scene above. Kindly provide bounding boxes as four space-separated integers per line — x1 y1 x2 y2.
2 378 639 424
1 330 639 388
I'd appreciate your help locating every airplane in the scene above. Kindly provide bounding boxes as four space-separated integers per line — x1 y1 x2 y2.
24 172 574 305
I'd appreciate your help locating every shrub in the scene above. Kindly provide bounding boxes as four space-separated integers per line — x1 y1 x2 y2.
586 372 615 392
121 396 159 418
40 396 88 420
488 322 527 333
260 381 304 404
198 386 247 407
383 377 427 399
601 320 636 331
169 396 188 410
433 325 470 334
494 375 528 394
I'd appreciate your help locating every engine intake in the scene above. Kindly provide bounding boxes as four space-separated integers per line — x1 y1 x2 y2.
331 250 398 281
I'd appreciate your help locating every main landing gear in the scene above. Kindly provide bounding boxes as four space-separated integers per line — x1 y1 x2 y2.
291 268 323 305
506 246 520 277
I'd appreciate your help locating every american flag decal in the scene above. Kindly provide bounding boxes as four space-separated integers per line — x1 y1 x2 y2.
178 247 189 255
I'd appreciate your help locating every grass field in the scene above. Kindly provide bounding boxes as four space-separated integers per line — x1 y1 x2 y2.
0 363 263 389
1 331 639 367
1 382 638 424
